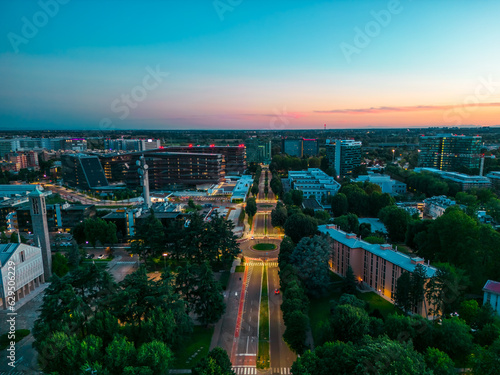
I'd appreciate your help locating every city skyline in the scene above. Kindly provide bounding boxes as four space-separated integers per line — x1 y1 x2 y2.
1 0 500 130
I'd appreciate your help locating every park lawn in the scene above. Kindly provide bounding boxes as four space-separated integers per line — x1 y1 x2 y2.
309 290 342 345
329 271 344 282
252 243 277 251
235 265 245 272
0 329 30 350
172 325 214 369
356 291 401 319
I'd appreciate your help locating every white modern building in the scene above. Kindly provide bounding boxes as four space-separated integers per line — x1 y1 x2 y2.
354 173 407 196
287 168 341 201
325 139 362 178
483 280 500 315
0 243 45 309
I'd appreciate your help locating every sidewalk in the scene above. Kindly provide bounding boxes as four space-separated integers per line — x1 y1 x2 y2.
0 282 49 313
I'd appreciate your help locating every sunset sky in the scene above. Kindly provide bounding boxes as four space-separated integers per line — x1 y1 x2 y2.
1 0 500 130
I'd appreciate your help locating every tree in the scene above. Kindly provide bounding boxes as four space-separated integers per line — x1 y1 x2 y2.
356 336 430 375
271 203 287 228
68 243 81 268
471 338 500 375
283 310 309 354
105 336 137 374
284 214 317 243
424 347 455 375
291 341 356 375
251 184 259 197
278 236 295 268
394 272 412 313
289 235 331 296
136 341 173 375
192 347 235 375
378 205 411 242
291 190 304 206
130 210 165 259
333 213 359 234
342 266 357 295
176 262 225 326
330 193 348 217
330 304 370 343
435 318 473 360
458 299 479 326
52 253 69 277
245 197 257 218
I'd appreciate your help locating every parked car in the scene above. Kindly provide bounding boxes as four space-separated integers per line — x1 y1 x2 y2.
98 254 104 259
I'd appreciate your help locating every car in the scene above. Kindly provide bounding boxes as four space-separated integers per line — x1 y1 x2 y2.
90 254 95 259
251 236 254 239
274 289 280 295
98 254 104 259
86 254 92 259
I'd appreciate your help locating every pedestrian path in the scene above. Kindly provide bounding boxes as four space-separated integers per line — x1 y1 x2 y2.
271 369 291 374
231 367 291 374
232 367 257 374
245 261 278 267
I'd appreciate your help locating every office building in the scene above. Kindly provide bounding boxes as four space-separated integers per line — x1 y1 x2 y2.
325 139 362 177
318 224 437 317
165 145 246 175
354 173 406 196
287 168 341 201
16 203 95 232
101 151 224 190
418 134 482 171
281 138 303 157
245 139 271 164
61 154 109 190
415 167 491 191
0 139 19 158
0 243 45 309
302 138 319 157
29 188 52 279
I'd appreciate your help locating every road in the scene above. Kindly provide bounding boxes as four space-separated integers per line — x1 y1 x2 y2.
232 265 262 371
268 266 296 374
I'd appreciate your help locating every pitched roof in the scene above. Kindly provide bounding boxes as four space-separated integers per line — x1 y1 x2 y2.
483 280 500 295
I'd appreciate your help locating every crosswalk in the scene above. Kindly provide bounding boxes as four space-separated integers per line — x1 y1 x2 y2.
245 261 278 267
231 367 291 374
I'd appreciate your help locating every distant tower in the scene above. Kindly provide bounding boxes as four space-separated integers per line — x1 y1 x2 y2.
137 155 151 208
29 187 52 279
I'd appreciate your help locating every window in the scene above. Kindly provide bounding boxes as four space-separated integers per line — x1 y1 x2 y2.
20 250 25 263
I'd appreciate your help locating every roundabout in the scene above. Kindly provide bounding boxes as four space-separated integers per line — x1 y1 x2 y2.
239 237 281 259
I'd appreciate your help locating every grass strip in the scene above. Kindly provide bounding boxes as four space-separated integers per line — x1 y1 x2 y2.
257 265 270 369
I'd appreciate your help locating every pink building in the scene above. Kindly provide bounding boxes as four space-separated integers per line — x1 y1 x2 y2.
318 224 437 317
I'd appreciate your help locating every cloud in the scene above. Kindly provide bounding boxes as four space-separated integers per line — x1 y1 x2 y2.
315 102 500 114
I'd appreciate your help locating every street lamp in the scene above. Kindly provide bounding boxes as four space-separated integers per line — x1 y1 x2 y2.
392 149 395 163
162 253 169 269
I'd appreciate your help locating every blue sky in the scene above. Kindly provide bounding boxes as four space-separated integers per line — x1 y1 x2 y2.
1 0 500 130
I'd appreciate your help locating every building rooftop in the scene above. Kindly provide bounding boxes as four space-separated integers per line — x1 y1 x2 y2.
318 224 437 277
0 243 39 266
483 280 500 295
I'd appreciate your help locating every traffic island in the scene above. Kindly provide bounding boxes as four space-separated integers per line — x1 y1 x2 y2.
251 243 277 251
257 265 270 369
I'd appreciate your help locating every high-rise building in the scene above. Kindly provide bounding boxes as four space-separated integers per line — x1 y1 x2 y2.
165 145 246 175
245 138 271 164
418 134 482 171
29 188 52 279
325 139 362 177
61 154 109 190
0 139 19 158
140 139 161 151
302 138 319 157
281 138 303 157
100 151 224 190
